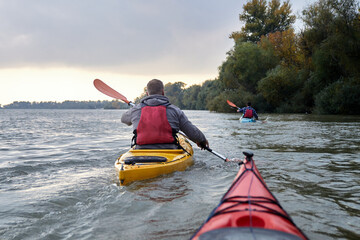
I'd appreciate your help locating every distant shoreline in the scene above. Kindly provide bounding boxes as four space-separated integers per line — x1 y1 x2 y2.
0 100 128 109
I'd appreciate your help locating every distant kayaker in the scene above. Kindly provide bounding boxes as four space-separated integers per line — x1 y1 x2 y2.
121 79 209 150
237 102 259 120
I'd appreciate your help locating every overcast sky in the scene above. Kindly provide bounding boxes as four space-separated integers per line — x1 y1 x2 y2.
0 0 314 105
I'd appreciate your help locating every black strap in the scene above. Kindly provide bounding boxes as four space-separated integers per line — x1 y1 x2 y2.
124 156 167 165
131 129 137 147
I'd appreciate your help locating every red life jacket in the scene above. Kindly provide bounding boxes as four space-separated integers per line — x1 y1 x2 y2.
135 105 175 145
243 108 254 118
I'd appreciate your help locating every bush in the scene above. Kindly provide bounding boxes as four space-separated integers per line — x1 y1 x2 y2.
315 77 360 114
257 65 299 107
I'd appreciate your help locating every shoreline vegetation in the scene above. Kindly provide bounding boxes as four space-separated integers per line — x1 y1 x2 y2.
0 100 128 110
2 0 360 114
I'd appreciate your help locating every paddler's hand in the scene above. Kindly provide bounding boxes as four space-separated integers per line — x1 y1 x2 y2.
197 140 209 150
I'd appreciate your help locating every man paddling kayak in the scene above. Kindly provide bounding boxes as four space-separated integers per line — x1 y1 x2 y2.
121 79 209 150
237 102 259 120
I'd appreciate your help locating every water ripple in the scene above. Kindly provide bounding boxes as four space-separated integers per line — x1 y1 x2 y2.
0 110 359 239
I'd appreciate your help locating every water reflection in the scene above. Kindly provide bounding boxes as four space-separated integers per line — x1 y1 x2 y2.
128 175 191 202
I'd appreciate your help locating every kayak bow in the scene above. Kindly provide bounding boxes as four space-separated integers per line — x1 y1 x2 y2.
192 151 308 240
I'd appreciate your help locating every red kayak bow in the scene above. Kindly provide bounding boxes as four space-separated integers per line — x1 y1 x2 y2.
192 151 308 240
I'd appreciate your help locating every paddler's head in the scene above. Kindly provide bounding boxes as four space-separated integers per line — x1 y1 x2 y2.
147 79 164 96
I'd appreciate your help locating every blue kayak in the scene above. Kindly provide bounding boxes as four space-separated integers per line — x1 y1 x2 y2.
240 117 256 123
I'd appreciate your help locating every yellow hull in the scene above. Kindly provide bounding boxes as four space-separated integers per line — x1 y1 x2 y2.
115 134 194 185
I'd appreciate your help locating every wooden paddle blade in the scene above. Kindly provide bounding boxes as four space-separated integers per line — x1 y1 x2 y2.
93 79 130 104
226 99 238 108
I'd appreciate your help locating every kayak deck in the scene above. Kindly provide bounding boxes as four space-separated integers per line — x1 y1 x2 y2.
240 117 256 123
192 152 308 240
115 134 193 185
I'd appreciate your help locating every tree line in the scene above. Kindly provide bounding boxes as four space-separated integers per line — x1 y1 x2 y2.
1 100 128 109
158 0 360 115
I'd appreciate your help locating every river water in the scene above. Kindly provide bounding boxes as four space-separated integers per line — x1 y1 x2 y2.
0 109 359 240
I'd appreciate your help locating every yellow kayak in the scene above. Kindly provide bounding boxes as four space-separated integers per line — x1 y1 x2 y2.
115 134 194 185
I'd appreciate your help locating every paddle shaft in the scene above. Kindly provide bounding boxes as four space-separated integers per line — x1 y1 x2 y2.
178 132 230 162
204 147 229 162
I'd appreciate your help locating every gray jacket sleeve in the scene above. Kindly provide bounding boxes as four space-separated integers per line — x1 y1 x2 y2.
178 112 207 144
166 106 206 143
121 105 142 130
121 109 133 126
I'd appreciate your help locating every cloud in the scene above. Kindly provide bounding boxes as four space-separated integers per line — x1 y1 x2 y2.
0 0 245 75
0 0 315 105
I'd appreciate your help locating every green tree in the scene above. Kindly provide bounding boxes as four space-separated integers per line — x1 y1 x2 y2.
182 85 202 110
208 87 258 112
257 65 299 108
315 77 360 114
197 79 224 111
300 0 360 113
164 82 186 108
230 0 295 42
219 41 278 94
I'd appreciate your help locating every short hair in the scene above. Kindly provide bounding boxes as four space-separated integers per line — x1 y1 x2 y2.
247 102 251 106
147 79 164 95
